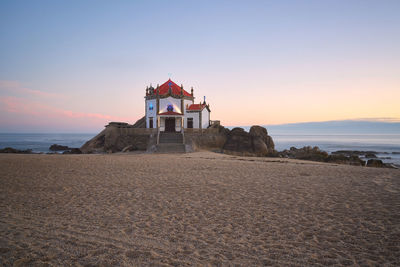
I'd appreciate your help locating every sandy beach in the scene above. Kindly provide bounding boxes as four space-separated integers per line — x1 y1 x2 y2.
0 152 399 266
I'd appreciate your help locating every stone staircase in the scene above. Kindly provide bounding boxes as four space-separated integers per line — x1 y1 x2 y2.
156 132 185 153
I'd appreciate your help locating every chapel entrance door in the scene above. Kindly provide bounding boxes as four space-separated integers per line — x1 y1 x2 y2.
165 118 175 132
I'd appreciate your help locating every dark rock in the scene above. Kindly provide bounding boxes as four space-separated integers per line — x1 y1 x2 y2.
217 125 230 135
332 150 361 156
223 126 276 156
280 147 367 166
280 146 328 161
324 154 365 166
325 154 350 164
0 147 32 154
187 131 228 152
223 128 253 155
347 155 366 166
122 145 137 152
365 153 377 158
332 150 380 157
366 159 384 168
62 148 82 154
81 121 271 155
81 130 106 153
49 144 69 151
80 124 151 153
249 125 275 151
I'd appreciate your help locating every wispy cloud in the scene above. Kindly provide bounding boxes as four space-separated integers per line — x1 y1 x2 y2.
0 80 64 98
0 80 138 132
0 96 132 123
0 80 133 127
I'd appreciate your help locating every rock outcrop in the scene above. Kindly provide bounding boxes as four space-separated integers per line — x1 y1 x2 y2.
249 125 275 153
279 146 366 166
279 146 329 162
80 126 152 153
78 120 392 168
49 144 70 151
328 154 366 166
62 148 82 154
185 125 229 152
366 159 384 168
0 147 32 154
80 117 155 153
332 150 381 157
365 153 377 158
80 121 276 156
223 126 276 156
80 129 106 153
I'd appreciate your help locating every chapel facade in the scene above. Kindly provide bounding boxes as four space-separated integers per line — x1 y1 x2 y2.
145 79 210 132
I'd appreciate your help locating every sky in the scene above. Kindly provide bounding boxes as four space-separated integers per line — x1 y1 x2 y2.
0 0 399 133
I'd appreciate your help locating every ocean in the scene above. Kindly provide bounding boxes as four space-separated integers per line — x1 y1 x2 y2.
0 133 95 153
0 132 400 165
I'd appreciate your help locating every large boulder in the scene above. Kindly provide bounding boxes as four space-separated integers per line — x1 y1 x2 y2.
366 159 384 168
80 123 153 153
223 128 253 155
186 125 230 152
223 126 276 156
249 125 275 151
49 144 70 151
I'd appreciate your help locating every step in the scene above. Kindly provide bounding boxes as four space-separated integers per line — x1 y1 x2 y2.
159 132 183 144
156 143 186 153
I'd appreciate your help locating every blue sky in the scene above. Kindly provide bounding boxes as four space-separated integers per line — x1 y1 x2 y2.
1 0 399 132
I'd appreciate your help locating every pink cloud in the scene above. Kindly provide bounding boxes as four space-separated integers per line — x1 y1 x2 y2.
0 96 134 130
0 80 137 132
0 80 64 98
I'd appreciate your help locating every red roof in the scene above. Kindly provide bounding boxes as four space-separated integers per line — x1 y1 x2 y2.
155 79 192 97
187 103 206 111
158 111 183 116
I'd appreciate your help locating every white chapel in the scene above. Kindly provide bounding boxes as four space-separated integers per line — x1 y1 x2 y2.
145 79 211 132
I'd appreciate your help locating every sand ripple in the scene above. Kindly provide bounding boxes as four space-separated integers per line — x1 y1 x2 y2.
0 152 399 266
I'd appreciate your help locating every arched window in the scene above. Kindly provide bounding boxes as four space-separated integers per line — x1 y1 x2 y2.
149 103 153 110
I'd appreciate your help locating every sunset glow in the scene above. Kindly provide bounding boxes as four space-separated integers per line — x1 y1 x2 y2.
0 1 399 132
